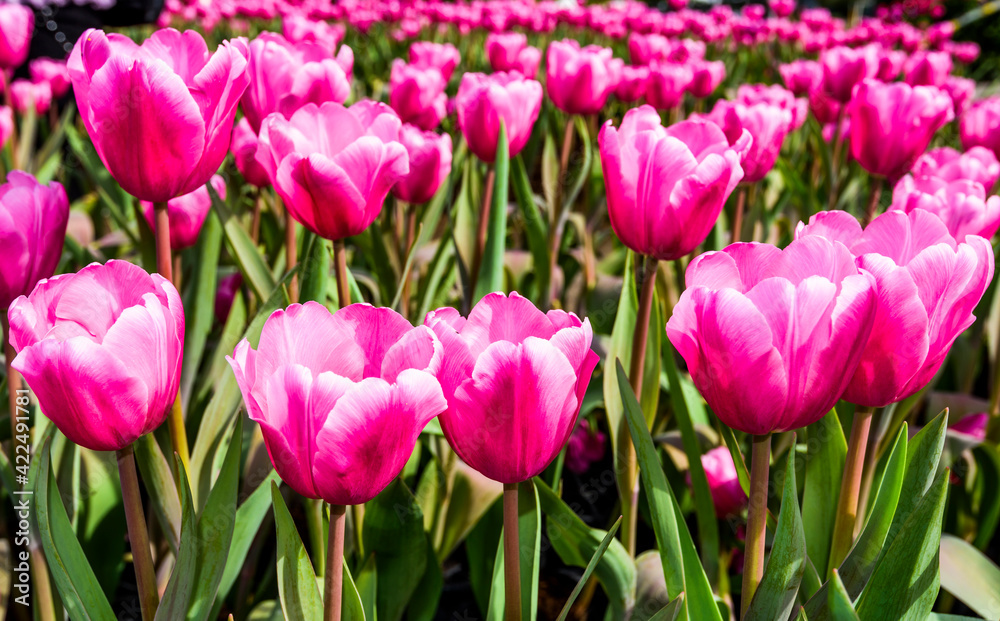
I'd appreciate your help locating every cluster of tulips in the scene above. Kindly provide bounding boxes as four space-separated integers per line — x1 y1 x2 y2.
2 0 1000 619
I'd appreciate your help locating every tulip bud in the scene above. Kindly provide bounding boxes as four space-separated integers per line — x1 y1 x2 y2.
392 124 453 205
455 71 542 163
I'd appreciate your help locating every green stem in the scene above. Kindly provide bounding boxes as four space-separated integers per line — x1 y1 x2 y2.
741 433 771 618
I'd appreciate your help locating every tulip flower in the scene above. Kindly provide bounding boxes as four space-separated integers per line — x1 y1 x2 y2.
645 61 693 111
241 32 351 133
389 60 448 130
545 40 623 115
770 0 796 17
849 80 953 183
282 13 346 56
951 413 988 441
228 301 446 505
231 117 271 188
943 76 975 117
699 446 747 517
688 59 726 99
736 83 807 130
667 237 877 434
599 106 746 261
409 41 460 80
797 209 993 406
912 146 1000 190
961 97 1000 160
424 292 598 483
68 28 250 203
904 50 952 87
255 101 408 242
890 175 1000 242
455 71 543 163
486 32 540 77
697 99 792 183
875 48 906 82
0 5 33 70
0 106 11 149
820 45 879 103
215 272 243 324
628 32 671 66
29 58 72 98
565 419 606 474
392 124 453 204
140 175 226 250
0 172 70 310
614 65 649 103
8 260 185 451
10 80 52 115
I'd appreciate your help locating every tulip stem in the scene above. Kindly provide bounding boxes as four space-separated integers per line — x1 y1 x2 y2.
863 177 884 226
154 201 191 482
502 482 521 621
732 186 747 243
741 433 771 618
401 201 417 318
470 168 496 300
559 117 575 182
286 217 298 303
828 405 875 574
3 316 25 476
117 443 159 621
324 504 346 621
333 239 351 308
250 191 263 244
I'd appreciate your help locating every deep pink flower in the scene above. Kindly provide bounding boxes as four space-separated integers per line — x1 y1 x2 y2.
229 302 446 505
600 107 745 260
961 97 1000 160
282 13 345 56
68 28 250 202
875 48 906 82
849 80 953 182
913 146 1000 189
0 107 11 150
645 61 693 110
943 76 975 117
255 101 409 241
820 45 879 103
215 272 242 324
231 117 271 188
797 209 993 406
904 50 952 87
565 419 606 474
455 71 542 163
545 40 623 115
667 237 878 434
951 413 988 441
615 65 649 103
425 292 599 484
736 83 807 129
8 260 185 451
29 58 72 98
699 447 747 517
0 5 33 70
10 80 52 115
688 59 726 99
770 0 796 17
0 172 69 309
392 124 452 204
141 175 226 250
779 60 823 97
389 60 448 130
409 41 461 80
697 99 791 183
485 32 527 71
891 174 1000 241
241 32 351 133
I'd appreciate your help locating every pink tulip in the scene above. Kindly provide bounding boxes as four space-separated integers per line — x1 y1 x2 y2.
600 107 746 260
891 174 1000 241
29 58 71 99
875 48 906 82
697 99 792 183
228 302 446 505
565 419 605 474
68 28 250 203
8 260 184 452
688 59 726 99
0 172 69 310
389 60 448 130
0 5 33 70
241 32 351 133
409 41 460 81
10 80 52 115
231 117 271 188
797 209 993 406
951 413 988 441
0 106 11 150
645 61 693 110
392 124 453 204
736 83 807 129
699 447 747 517
614 65 649 103
943 76 975 117
255 101 409 241
820 45 879 103
809 89 842 126
282 13 345 56
913 146 1000 189
849 80 953 182
961 97 1000 160
485 32 527 71
215 272 242 324
141 175 226 250
455 71 542 163
628 33 670 66
770 0 796 17
666 237 878 434
904 50 952 87
545 40 622 115
424 292 598 483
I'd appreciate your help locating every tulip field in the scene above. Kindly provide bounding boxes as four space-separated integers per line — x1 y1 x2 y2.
3 0 1000 618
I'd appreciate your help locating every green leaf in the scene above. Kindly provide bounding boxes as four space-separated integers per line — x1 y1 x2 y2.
649 595 686 621
617 360 722 621
939 534 1000 619
436 459 503 560
180 208 223 409
407 536 443 621
210 183 276 301
535 478 635 618
855 468 949 621
271 482 324 620
361 479 427 621
541 132 559 216
76 449 126 596
474 121 509 302
827 571 860 621
803 409 847 578
465 499 503 616
299 233 331 305
134 433 181 553
720 424 751 495
34 431 116 621
663 339 718 585
155 455 199 621
746 444 806 621
342 561 367 621
972 444 1000 549
889 410 948 544
510 154 550 305
555 517 623 621
355 554 377 621
561 116 592 213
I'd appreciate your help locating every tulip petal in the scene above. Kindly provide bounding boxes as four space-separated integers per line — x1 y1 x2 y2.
461 291 556 358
